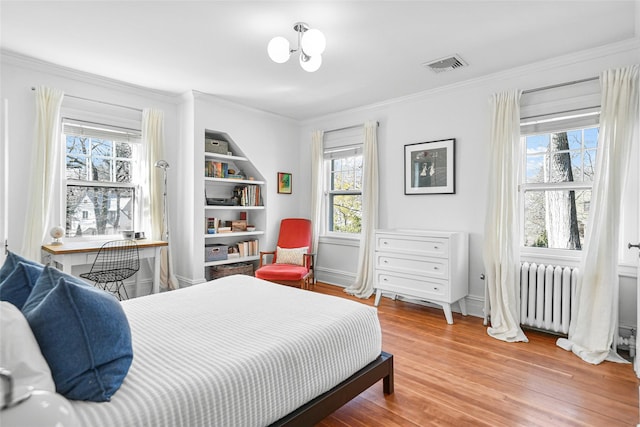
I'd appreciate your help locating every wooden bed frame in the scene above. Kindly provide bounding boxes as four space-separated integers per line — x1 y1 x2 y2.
270 351 394 426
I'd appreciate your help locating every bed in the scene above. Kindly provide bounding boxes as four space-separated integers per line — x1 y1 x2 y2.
68 274 394 427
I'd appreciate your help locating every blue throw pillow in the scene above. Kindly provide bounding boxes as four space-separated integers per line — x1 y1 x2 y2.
0 251 42 283
0 262 44 309
21 266 133 402
21 266 91 313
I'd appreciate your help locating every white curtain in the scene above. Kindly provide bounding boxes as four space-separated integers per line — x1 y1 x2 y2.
346 121 379 298
557 65 639 364
310 130 324 255
142 108 163 242
22 87 64 261
483 90 528 343
142 108 177 290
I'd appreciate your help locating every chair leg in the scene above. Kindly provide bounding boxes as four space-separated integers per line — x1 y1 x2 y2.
116 281 129 301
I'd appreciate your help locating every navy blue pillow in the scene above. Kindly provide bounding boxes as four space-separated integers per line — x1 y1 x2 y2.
0 262 44 309
0 251 42 283
22 266 133 402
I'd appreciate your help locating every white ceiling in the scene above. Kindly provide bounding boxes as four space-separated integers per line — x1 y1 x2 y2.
1 1 637 120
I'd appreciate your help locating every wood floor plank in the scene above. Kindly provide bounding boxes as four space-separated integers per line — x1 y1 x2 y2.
310 283 639 427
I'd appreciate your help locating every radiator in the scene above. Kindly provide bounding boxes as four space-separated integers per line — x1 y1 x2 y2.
520 262 578 335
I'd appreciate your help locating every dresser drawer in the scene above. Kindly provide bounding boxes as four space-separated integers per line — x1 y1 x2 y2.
376 233 448 258
375 252 448 279
375 270 449 301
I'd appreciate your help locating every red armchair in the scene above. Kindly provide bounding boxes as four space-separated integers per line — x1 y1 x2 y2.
255 218 314 289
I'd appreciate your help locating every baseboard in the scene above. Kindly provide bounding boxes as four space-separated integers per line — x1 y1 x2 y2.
463 294 486 319
376 292 484 320
315 267 356 288
175 274 205 288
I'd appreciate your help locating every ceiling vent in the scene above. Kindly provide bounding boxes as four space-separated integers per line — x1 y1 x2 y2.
423 54 468 73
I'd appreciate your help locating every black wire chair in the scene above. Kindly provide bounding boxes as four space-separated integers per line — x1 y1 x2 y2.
80 239 140 301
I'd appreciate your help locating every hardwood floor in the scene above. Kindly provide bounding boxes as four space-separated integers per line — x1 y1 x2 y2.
310 282 639 427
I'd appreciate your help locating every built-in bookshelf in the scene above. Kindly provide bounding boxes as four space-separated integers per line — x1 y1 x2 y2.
202 130 266 276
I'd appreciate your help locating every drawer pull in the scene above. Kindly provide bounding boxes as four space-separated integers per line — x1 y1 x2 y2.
383 260 388 264
434 246 439 250
383 278 388 282
383 241 388 245
433 266 439 270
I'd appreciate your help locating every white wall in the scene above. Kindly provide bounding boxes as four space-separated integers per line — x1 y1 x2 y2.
298 39 640 327
0 52 305 289
1 39 638 330
0 51 180 291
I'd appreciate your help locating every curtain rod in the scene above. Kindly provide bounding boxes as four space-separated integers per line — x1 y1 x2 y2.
30 87 143 113
522 76 598 95
324 121 379 134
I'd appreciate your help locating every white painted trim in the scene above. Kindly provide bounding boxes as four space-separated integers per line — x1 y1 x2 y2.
620 263 638 278
1 49 180 104
301 38 640 127
463 295 486 319
376 293 484 321
318 235 360 247
176 274 205 288
315 266 356 287
192 90 298 124
0 99 7 262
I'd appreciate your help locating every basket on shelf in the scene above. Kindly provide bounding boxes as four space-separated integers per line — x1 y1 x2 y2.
207 262 254 280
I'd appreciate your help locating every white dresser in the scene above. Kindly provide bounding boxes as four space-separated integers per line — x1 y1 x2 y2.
373 229 469 324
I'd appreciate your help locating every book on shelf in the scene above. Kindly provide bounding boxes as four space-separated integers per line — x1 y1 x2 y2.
205 217 220 234
233 185 262 207
237 239 259 258
205 161 229 178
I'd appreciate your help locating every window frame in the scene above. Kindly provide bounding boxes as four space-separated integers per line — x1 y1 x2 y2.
61 118 142 241
324 147 363 238
519 116 599 262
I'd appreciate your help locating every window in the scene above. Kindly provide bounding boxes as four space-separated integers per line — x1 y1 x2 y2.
521 119 599 251
63 119 141 238
323 127 364 235
327 151 362 233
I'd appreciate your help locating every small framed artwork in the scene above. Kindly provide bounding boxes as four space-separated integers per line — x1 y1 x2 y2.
277 172 292 194
404 138 455 194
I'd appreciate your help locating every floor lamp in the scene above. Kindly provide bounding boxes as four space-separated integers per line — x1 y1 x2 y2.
154 160 173 288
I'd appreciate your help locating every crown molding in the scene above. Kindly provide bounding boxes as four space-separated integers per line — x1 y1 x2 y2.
301 37 640 127
191 90 299 124
1 49 182 105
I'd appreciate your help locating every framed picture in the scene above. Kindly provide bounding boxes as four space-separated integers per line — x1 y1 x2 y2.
404 139 455 194
277 172 292 194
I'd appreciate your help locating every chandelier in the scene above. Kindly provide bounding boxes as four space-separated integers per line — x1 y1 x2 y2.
267 22 326 72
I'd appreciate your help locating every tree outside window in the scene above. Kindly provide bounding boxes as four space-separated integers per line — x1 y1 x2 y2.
523 126 598 250
64 129 138 238
328 154 363 234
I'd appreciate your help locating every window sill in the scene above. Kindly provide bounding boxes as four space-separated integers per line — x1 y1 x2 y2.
520 247 638 278
63 236 125 243
319 234 360 247
520 247 581 268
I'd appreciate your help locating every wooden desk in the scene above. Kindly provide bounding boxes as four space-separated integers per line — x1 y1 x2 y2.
41 239 168 296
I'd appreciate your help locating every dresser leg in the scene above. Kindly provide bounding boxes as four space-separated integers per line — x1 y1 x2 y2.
374 290 382 307
458 298 468 316
442 303 454 324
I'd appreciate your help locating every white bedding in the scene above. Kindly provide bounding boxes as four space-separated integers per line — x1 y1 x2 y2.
70 275 382 427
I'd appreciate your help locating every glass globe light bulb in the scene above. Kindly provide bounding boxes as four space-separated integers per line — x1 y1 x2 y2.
300 29 326 57
267 36 291 64
49 226 64 245
300 53 322 72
